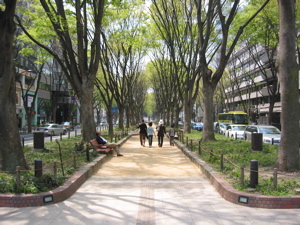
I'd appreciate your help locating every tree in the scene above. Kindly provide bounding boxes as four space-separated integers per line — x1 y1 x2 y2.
16 62 44 132
99 0 149 129
195 0 270 141
0 1 28 171
150 0 202 133
94 72 115 136
236 0 281 125
276 0 299 171
149 50 182 127
17 1 105 142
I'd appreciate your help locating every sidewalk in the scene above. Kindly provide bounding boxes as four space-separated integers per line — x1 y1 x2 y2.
0 135 299 224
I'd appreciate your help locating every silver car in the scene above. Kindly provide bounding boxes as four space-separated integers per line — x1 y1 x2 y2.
244 125 281 145
217 123 232 135
61 121 73 130
37 123 66 136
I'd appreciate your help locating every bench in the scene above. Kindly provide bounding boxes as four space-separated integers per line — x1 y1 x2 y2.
89 139 113 154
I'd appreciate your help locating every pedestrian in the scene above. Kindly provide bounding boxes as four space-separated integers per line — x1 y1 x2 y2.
147 122 155 147
169 124 175 146
137 119 147 147
157 120 166 147
96 132 123 156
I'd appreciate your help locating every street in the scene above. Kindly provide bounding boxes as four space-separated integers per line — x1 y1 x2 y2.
20 128 82 147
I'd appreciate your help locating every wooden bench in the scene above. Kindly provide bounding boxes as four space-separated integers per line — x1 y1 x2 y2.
89 139 113 154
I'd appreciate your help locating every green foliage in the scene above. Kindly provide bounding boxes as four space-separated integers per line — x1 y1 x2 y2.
234 0 279 47
33 174 58 192
0 173 15 193
16 172 39 194
237 177 300 196
183 130 299 196
0 135 101 194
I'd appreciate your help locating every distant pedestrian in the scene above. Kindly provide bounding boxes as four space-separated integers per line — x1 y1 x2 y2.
137 119 147 147
157 120 166 147
147 122 155 147
169 124 175 146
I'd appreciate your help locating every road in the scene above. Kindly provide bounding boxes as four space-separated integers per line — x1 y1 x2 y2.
20 128 82 147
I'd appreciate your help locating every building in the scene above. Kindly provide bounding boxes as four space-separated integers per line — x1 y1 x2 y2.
15 58 79 129
224 43 299 127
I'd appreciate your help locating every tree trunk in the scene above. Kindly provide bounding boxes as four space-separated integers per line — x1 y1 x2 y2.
79 81 96 143
183 98 193 133
202 79 216 141
268 98 275 125
0 1 28 171
175 105 181 129
276 0 299 171
27 113 33 132
118 106 125 130
107 107 114 136
51 104 56 123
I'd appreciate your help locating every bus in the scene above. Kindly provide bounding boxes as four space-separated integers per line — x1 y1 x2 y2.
217 111 249 125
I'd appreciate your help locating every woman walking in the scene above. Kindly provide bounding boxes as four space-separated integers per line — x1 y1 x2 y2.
157 121 166 147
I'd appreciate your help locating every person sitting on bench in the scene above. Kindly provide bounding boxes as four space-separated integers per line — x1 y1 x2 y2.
96 132 123 156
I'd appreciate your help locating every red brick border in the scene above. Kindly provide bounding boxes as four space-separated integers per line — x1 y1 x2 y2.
176 142 300 209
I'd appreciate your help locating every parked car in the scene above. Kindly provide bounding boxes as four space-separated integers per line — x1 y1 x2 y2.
37 123 66 136
213 122 218 132
178 121 184 126
244 125 281 145
191 122 203 131
100 121 108 126
61 121 73 130
217 123 232 135
225 125 246 139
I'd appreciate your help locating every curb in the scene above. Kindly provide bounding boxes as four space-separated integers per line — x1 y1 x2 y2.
0 135 131 208
175 140 300 209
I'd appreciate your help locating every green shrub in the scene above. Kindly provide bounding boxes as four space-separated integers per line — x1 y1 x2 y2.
0 135 106 194
0 173 15 193
182 130 300 196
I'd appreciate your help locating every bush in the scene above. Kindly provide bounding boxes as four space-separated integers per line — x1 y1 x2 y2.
0 135 102 194
183 130 300 196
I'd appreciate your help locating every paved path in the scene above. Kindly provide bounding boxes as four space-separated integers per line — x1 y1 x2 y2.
0 135 300 225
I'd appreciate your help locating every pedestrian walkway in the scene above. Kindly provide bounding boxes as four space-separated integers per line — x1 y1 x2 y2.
0 135 299 225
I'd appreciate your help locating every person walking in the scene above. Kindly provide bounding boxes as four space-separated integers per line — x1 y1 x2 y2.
137 119 147 147
157 120 166 147
168 124 175 146
147 122 155 147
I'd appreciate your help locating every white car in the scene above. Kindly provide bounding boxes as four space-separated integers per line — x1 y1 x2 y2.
61 121 73 130
100 121 108 126
37 123 66 136
244 125 281 145
217 123 232 135
225 125 246 139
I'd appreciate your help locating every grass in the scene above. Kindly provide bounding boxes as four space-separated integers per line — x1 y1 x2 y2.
0 135 108 194
182 130 300 196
